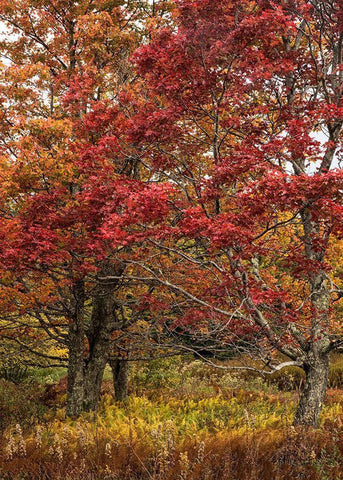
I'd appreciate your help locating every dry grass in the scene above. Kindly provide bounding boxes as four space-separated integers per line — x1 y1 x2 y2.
0 357 342 480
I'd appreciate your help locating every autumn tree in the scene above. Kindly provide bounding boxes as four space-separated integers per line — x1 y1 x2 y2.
1 0 342 428
98 0 343 427
0 0 174 414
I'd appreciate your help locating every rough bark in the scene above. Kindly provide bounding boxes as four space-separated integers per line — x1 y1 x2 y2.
83 354 108 412
110 358 130 401
83 262 124 411
292 202 332 427
292 284 331 428
83 292 114 411
292 267 331 427
293 352 330 427
66 280 85 417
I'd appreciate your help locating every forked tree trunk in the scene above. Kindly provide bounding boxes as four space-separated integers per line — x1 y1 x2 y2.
83 262 124 412
110 358 130 401
66 281 85 417
83 293 114 411
293 352 330 427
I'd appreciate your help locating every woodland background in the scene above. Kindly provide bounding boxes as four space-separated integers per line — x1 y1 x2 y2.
0 0 342 479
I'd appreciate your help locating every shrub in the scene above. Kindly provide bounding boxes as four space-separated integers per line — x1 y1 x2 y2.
267 355 343 391
329 363 343 389
0 362 28 385
0 380 47 432
267 367 306 391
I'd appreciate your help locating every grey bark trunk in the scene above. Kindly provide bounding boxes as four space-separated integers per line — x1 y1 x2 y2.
83 332 110 412
66 280 85 417
110 358 130 401
83 262 124 411
83 355 108 412
83 293 114 411
293 352 330 427
294 206 332 427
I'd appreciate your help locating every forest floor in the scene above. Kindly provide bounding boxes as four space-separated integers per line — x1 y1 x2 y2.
0 355 342 480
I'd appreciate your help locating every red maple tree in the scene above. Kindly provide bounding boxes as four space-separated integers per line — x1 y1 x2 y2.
102 0 343 427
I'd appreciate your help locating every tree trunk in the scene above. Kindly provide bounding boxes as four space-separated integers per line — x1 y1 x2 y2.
66 328 85 416
83 341 109 411
295 207 332 427
66 281 85 417
293 352 330 427
83 292 114 411
83 262 124 411
83 356 108 412
110 358 130 401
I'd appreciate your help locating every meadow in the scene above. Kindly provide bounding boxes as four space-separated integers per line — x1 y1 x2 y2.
0 356 342 480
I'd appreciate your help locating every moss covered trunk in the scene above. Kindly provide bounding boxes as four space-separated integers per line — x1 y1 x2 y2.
83 262 124 411
293 353 330 427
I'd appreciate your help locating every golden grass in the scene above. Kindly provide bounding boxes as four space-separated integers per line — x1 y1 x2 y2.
0 356 342 479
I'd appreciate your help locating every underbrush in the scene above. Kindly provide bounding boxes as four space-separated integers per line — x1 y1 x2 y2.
0 380 48 432
0 357 342 479
1 392 342 480
129 354 343 397
266 354 343 391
